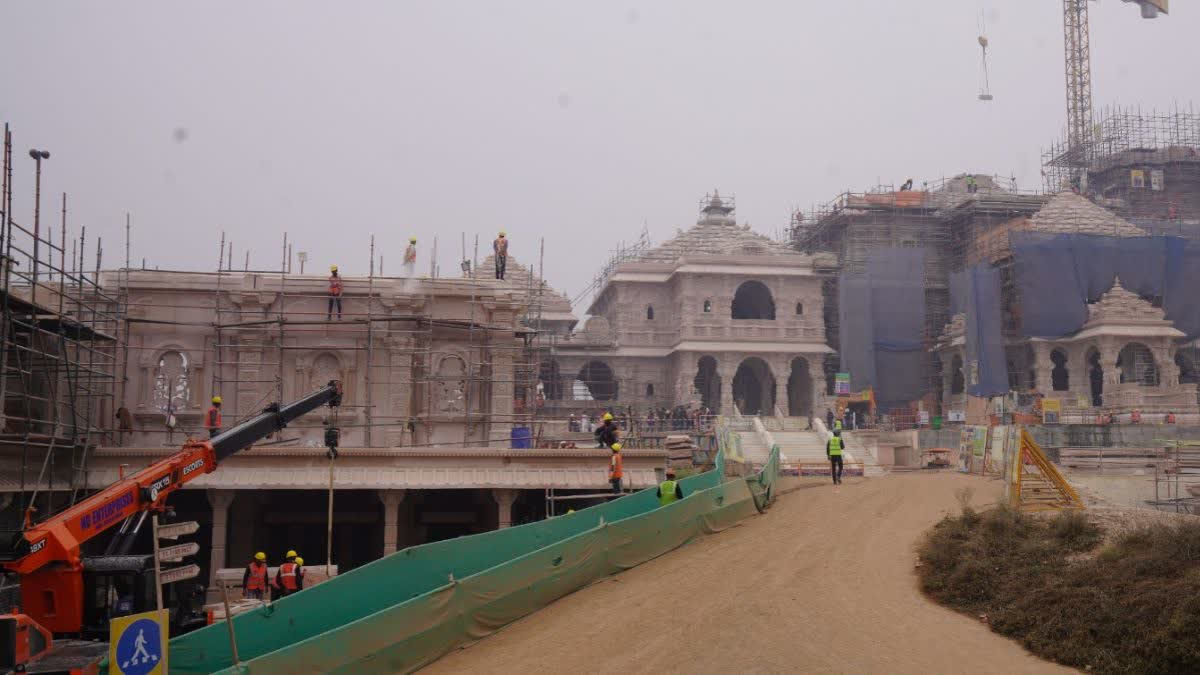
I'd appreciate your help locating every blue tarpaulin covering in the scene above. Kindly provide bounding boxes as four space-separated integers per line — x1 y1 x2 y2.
963 265 1008 397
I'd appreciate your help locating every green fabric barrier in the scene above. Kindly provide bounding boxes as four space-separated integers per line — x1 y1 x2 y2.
165 458 723 674
212 448 777 674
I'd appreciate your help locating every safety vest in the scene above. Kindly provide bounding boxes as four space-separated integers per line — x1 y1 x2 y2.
828 437 844 456
279 562 299 590
404 245 417 264
246 562 268 590
206 406 222 430
494 238 508 257
659 480 678 507
833 419 842 431
610 453 624 479
329 275 343 296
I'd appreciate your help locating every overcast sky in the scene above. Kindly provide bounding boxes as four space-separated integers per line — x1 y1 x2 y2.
1 1 1194 311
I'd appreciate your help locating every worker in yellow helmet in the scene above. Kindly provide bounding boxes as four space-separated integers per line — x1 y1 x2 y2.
609 443 624 494
277 550 303 596
327 265 344 321
493 230 509 280
403 237 417 278
594 411 618 449
243 552 270 600
206 395 223 438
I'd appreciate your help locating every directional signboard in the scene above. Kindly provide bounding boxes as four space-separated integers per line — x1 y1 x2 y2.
159 563 201 585
155 521 199 540
157 542 199 563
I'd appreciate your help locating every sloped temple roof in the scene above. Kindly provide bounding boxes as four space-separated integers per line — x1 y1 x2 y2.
632 191 799 264
1029 191 1147 237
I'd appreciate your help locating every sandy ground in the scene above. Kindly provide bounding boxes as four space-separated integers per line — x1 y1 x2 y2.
424 473 1073 675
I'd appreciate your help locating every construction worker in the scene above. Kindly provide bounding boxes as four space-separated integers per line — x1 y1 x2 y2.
327 265 343 320
609 443 624 494
493 230 508 280
657 468 684 506
594 412 619 449
965 174 978 193
827 429 845 485
403 237 417 278
205 396 223 438
242 552 271 600
276 550 303 596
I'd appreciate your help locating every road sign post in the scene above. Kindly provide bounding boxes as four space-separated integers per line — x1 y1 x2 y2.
159 563 201 585
157 542 200 563
109 608 168 675
155 520 199 540
151 516 164 611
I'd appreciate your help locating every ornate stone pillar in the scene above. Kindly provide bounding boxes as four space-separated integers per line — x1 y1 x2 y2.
492 489 518 529
377 489 406 555
386 337 413 446
774 361 790 416
1100 343 1120 406
235 334 267 419
1156 344 1176 388
718 359 735 415
1032 342 1052 394
491 349 515 446
206 489 236 603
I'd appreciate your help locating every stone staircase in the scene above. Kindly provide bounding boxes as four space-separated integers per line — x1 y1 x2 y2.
736 431 773 466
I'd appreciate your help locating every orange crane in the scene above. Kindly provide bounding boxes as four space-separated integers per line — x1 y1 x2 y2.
0 381 342 674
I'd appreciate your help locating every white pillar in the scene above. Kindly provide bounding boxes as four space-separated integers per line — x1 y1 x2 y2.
206 489 236 603
377 489 406 555
492 489 518 529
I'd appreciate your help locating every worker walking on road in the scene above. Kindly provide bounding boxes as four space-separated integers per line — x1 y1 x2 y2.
594 411 618 449
657 467 684 506
327 265 344 320
205 396 223 438
403 237 417 278
493 230 508 280
827 429 845 485
276 550 304 596
609 443 624 494
243 552 271 600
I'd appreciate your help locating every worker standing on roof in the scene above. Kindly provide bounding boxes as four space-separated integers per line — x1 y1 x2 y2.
276 550 303 596
493 230 508 280
609 443 624 494
403 237 417 278
594 412 618 449
827 429 845 485
205 396 223 438
657 467 684 506
327 265 344 321
243 552 271 600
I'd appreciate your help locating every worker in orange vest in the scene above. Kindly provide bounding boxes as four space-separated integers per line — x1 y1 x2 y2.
327 265 344 320
242 551 272 600
276 550 304 596
205 395 223 438
493 231 508 280
609 443 624 494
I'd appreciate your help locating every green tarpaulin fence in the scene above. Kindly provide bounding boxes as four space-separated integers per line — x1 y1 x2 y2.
163 445 777 674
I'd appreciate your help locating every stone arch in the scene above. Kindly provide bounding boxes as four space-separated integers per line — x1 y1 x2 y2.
645 383 654 398
1118 343 1159 386
794 301 803 316
576 360 617 401
787 357 813 417
1087 347 1103 406
646 305 655 321
702 298 712 313
732 357 775 415
1050 348 1070 391
153 350 191 412
435 354 468 413
731 281 775 320
951 354 965 395
311 352 343 390
693 356 721 411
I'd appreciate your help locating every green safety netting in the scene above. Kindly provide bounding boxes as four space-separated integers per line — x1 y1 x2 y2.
163 445 777 674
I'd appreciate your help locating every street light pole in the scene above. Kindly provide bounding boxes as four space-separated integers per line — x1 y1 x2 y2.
28 149 50 286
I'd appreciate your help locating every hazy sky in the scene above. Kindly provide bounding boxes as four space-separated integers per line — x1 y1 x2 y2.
1 1 1194 311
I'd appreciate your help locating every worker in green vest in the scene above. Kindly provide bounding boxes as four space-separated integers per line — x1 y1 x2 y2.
827 429 845 485
657 468 684 506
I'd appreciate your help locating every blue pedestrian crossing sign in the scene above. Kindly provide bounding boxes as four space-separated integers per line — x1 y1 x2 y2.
109 609 168 675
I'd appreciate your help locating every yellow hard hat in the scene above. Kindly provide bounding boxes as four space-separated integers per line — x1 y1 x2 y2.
330 264 338 272
409 236 417 243
499 230 506 236
254 552 266 561
211 395 222 405
603 412 614 421
286 550 297 558
611 443 622 452
294 557 303 565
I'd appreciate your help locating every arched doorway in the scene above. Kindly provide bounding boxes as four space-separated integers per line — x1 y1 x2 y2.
1177 351 1199 385
693 356 721 412
1050 349 1070 391
787 357 813 417
1088 348 1103 406
538 359 563 400
732 357 775 415
1118 343 1159 386
731 281 776 320
576 361 618 401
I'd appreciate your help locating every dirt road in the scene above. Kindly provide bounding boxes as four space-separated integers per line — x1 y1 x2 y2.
425 473 1072 674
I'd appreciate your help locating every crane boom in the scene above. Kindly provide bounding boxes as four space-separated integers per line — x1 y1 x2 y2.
1063 0 1093 176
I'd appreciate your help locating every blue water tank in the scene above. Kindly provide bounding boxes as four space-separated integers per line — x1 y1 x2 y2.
510 426 532 449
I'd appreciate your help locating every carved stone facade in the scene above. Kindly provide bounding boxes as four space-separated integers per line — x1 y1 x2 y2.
549 192 833 417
